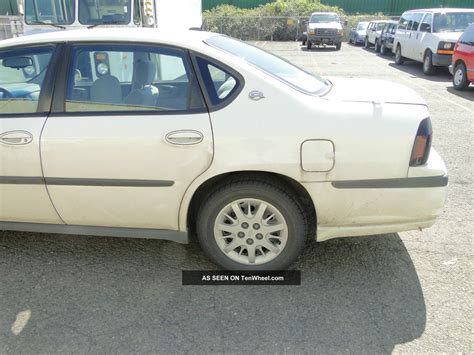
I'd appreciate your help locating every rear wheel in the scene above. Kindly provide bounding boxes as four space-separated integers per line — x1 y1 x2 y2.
423 50 436 75
196 179 308 270
307 40 312 50
453 62 470 90
302 37 307 46
364 37 370 48
395 45 404 65
380 42 387 55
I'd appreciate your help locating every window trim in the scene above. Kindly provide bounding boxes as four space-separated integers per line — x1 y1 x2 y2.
0 44 63 118
51 41 208 116
189 51 245 113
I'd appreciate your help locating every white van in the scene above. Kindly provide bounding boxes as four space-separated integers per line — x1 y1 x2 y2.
393 8 474 75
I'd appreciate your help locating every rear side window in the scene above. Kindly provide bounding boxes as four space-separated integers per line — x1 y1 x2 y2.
65 44 205 113
410 13 423 31
0 46 54 114
195 56 240 107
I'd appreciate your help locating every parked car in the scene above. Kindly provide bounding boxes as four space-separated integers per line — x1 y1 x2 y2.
450 23 474 90
306 12 343 50
348 21 369 45
394 8 474 75
0 29 448 270
365 20 390 51
378 22 398 55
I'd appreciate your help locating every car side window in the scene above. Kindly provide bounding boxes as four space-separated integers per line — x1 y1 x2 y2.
421 13 432 31
195 56 240 107
0 46 54 114
65 44 205 113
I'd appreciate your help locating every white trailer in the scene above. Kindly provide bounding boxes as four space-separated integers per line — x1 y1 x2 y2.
21 0 202 36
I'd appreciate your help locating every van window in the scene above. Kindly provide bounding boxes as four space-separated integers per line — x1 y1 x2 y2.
398 13 411 30
420 13 432 31
0 46 54 114
410 13 423 31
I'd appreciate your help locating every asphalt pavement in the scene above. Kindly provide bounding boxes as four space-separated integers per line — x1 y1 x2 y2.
0 41 472 353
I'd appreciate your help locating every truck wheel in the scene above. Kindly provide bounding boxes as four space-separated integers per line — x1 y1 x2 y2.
336 42 341 50
453 62 470 90
423 50 436 75
196 179 308 271
307 41 312 50
395 45 404 65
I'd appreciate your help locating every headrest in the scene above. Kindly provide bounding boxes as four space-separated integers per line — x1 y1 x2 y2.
135 60 156 87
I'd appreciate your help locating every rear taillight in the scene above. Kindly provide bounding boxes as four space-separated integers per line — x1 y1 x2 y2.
410 118 432 166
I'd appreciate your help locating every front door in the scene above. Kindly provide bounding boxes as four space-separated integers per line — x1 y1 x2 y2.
0 45 62 224
40 43 213 230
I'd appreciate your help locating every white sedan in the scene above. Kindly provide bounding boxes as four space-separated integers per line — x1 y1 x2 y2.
0 29 447 270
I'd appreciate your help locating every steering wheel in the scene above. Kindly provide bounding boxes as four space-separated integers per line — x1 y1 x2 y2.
0 88 13 99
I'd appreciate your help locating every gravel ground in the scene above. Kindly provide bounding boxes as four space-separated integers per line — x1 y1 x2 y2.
0 41 472 354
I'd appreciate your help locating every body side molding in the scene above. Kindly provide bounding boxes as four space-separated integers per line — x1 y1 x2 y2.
331 175 448 189
0 222 188 244
0 176 174 187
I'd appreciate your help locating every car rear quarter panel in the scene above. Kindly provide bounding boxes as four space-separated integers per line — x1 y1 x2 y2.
178 56 430 231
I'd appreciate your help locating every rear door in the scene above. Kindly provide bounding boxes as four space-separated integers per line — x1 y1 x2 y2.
40 43 213 231
0 45 62 224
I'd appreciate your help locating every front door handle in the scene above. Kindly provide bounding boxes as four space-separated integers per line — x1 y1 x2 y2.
165 130 203 145
0 131 33 145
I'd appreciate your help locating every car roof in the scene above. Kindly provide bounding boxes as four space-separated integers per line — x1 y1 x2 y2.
0 28 215 51
369 20 390 23
403 8 474 13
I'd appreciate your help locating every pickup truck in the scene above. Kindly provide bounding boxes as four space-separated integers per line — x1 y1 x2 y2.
306 12 343 50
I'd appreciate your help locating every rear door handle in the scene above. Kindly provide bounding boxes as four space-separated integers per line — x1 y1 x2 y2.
0 131 33 145
165 130 203 145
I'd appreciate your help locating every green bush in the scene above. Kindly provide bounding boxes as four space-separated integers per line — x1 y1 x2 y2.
202 0 390 41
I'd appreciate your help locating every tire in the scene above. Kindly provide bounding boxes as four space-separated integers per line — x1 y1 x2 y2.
395 45 404 65
302 38 307 46
307 40 312 50
196 178 308 271
336 42 341 50
453 62 470 90
364 37 370 48
423 50 436 75
380 42 387 55
374 38 380 52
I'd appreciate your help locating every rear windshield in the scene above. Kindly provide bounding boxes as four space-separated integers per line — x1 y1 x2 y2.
205 35 330 96
433 12 474 33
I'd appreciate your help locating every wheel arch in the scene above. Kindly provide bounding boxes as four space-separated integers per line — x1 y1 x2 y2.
182 170 317 240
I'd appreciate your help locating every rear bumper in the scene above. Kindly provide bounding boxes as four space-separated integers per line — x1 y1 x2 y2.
303 149 448 241
432 53 452 67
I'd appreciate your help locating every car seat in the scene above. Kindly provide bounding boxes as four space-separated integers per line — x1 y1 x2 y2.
124 60 159 108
